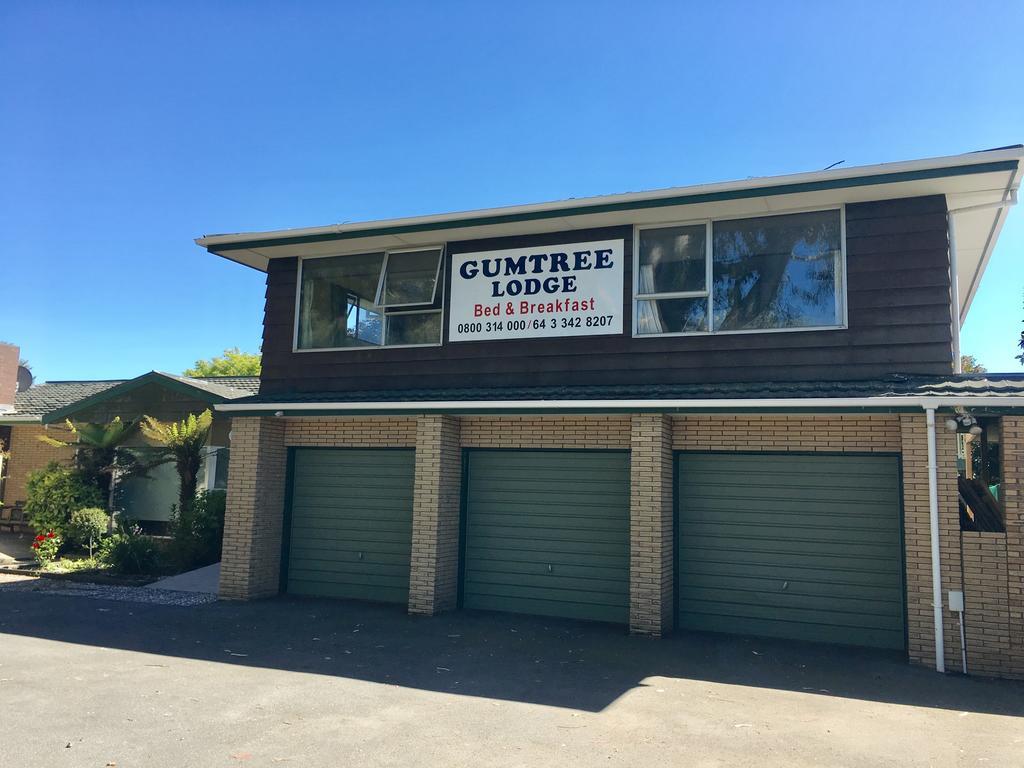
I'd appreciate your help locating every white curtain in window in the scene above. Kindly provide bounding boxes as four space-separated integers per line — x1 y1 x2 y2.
636 265 663 334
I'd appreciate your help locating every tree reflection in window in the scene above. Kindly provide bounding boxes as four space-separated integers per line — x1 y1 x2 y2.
712 210 841 331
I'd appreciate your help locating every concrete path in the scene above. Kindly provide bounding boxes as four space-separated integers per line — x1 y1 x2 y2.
0 530 34 563
144 561 220 593
0 582 1021 767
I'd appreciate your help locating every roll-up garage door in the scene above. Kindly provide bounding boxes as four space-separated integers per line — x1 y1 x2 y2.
462 450 630 623
285 448 414 604
677 453 905 649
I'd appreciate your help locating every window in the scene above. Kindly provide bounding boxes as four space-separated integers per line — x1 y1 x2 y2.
635 209 844 335
297 247 443 350
958 416 1005 532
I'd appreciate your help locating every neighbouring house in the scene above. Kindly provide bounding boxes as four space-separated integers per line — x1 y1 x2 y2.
0 357 258 533
198 145 1024 680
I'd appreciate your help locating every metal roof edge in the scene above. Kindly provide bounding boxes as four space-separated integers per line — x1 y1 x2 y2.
196 148 1023 259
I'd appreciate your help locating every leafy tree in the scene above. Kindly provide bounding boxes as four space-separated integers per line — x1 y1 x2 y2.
67 507 109 557
184 348 261 377
140 410 213 513
961 355 986 374
39 417 140 507
24 462 104 535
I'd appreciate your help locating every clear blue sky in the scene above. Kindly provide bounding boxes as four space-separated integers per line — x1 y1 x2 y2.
2 1 1021 382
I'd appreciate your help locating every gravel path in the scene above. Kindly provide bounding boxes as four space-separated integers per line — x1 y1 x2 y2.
0 574 217 606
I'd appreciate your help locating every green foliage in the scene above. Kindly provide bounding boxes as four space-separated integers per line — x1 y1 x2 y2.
24 462 104 535
168 489 226 570
140 410 213 514
38 417 140 507
183 348 261 377
67 507 109 556
31 532 62 564
98 523 161 574
42 556 106 574
961 355 986 374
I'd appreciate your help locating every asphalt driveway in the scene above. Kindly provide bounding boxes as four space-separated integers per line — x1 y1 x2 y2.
0 574 1021 768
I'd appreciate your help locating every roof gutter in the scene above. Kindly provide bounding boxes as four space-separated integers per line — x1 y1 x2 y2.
214 395 1024 414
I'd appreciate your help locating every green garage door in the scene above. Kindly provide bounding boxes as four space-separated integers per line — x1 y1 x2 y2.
677 453 905 649
286 449 414 604
462 450 630 623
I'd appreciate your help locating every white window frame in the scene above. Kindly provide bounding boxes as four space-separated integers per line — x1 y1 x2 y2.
374 246 445 309
293 245 446 353
632 205 848 338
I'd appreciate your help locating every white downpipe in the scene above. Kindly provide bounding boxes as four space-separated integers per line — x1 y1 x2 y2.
925 407 945 673
947 190 1019 374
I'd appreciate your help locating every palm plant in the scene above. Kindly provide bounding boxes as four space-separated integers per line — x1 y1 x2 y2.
39 417 139 507
140 410 213 513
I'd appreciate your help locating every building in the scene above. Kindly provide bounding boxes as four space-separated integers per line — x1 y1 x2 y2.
0 363 258 532
197 146 1024 679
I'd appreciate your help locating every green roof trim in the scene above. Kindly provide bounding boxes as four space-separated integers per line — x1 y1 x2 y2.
207 160 1018 253
41 372 232 425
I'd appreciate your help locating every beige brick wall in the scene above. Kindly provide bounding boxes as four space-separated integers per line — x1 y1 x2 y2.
461 415 630 448
960 532 1012 677
673 413 901 452
629 414 673 636
2 423 77 506
992 417 1024 678
898 414 962 672
285 417 416 447
219 416 287 600
408 415 462 615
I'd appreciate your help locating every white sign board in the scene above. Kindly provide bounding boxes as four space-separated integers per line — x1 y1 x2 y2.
448 239 624 343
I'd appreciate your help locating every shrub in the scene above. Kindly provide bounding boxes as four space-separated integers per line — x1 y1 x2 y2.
67 507 109 556
168 489 226 570
31 532 61 565
98 523 160 575
24 462 103 536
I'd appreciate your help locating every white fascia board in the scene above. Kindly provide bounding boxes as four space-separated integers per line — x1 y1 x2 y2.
195 146 1024 251
0 415 42 423
214 396 1024 413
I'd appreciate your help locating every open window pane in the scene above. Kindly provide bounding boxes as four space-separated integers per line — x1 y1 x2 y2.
385 312 441 346
638 224 706 295
636 297 708 335
297 252 385 349
712 210 841 331
380 248 442 307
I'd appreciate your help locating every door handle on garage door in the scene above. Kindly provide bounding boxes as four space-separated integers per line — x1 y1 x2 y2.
547 564 553 574
358 552 364 560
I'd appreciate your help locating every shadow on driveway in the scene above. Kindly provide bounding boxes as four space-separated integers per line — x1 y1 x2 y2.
0 581 1021 716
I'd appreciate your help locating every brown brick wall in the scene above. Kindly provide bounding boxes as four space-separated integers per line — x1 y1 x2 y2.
2 423 77 506
672 414 901 452
408 415 462 615
219 417 287 600
460 415 630 448
629 414 673 636
285 417 416 447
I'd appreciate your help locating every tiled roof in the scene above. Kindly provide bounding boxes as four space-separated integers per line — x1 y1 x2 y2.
3 374 260 421
5 380 125 419
231 374 1024 406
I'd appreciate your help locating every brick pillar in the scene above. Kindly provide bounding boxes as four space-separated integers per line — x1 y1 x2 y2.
998 416 1024 678
899 413 961 671
408 415 462 615
629 413 673 636
219 416 287 600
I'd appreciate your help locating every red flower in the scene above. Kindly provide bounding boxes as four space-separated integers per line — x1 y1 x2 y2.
31 542 39 549
34 534 45 542
46 532 55 539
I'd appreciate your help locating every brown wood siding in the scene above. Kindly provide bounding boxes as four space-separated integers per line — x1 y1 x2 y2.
259 195 952 395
